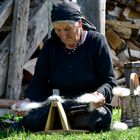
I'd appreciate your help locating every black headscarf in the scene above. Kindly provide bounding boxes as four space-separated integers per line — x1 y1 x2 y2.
51 1 96 31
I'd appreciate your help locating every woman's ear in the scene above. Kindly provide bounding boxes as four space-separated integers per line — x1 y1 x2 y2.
78 20 82 28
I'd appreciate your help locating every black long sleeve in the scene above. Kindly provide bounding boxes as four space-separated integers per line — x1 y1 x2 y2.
25 30 116 103
25 44 51 101
92 33 116 103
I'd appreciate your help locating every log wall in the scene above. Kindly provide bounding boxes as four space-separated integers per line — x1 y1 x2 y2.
0 0 58 99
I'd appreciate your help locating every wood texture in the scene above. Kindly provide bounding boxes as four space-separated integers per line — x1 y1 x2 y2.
120 7 131 20
106 20 140 29
111 26 132 39
77 0 106 35
0 34 11 97
6 0 30 99
45 101 71 131
0 0 14 29
106 28 125 51
0 0 58 98
0 99 15 108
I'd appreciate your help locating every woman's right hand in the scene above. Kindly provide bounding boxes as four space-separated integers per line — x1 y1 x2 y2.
11 98 30 116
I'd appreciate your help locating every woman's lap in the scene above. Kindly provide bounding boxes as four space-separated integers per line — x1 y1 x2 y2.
20 104 112 132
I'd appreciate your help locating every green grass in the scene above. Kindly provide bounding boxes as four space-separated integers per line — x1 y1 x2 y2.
0 109 140 140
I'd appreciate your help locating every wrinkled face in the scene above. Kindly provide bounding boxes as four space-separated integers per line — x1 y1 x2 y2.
53 21 82 48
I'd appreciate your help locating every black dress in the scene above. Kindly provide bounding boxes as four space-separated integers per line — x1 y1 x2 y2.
21 30 116 132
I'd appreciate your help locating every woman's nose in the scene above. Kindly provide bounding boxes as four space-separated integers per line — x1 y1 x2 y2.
60 30 68 39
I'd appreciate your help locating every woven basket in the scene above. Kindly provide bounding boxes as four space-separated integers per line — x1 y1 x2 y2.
121 73 140 127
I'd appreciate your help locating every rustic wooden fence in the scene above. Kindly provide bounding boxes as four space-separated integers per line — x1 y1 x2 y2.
0 0 58 99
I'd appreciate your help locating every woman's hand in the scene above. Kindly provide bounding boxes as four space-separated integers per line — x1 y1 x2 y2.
90 91 105 109
11 98 30 116
75 91 105 111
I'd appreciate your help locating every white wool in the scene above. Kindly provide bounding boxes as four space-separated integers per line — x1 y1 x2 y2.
75 93 98 111
11 102 42 111
111 121 128 130
112 87 130 96
76 93 99 103
112 86 140 97
48 95 65 103
11 95 65 112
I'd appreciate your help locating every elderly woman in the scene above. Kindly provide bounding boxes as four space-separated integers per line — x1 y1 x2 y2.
14 1 116 132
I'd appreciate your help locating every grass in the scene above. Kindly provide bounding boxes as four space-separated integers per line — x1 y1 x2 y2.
0 109 140 140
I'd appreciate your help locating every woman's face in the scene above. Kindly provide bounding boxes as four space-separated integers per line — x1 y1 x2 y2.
53 21 82 48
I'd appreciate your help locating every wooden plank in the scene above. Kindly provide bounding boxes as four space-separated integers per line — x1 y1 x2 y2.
0 99 15 108
120 7 131 20
114 67 123 80
117 51 130 63
0 0 58 98
116 77 125 85
107 6 123 18
110 49 124 69
127 41 140 51
106 28 125 51
0 0 14 29
77 0 106 35
25 0 58 62
111 26 132 39
23 58 37 75
6 0 30 99
131 37 140 48
0 26 11 32
106 19 140 29
0 34 11 97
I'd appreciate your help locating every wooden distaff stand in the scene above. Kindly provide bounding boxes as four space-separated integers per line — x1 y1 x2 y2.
44 100 89 133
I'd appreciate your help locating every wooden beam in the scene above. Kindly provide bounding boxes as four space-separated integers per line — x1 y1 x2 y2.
77 0 106 35
106 19 140 29
106 28 125 51
0 34 11 97
117 51 130 63
25 0 50 62
119 7 131 20
0 99 15 108
0 0 58 98
6 0 30 99
0 0 14 29
25 0 58 62
127 41 140 51
111 26 132 39
0 26 12 32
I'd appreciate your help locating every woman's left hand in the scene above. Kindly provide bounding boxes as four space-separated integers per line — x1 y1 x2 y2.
91 91 105 108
